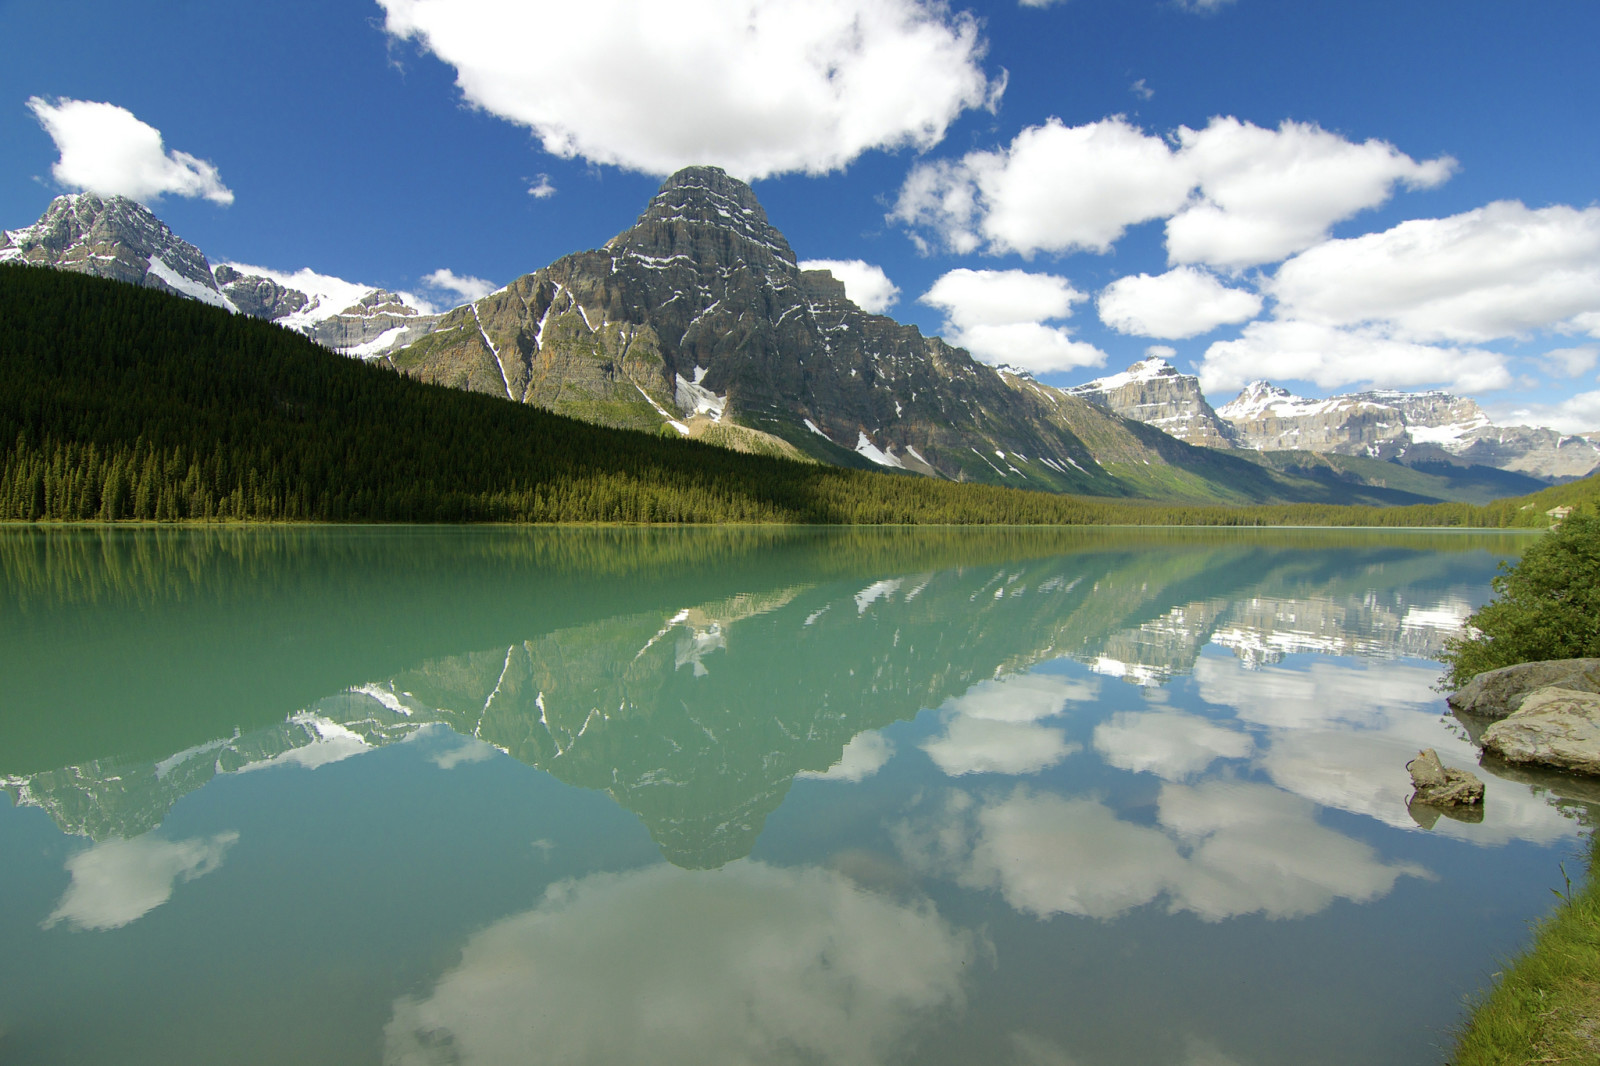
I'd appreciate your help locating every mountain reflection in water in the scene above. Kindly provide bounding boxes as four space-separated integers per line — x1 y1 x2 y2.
1 526 1592 1066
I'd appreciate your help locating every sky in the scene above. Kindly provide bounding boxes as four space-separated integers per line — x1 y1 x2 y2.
3 0 1599 429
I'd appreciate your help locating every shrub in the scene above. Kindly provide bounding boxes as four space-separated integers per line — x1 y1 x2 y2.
1440 514 1600 688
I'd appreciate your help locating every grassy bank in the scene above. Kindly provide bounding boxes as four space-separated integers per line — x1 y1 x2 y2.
1452 833 1600 1063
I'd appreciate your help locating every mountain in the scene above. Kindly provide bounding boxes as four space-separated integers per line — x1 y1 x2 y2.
1218 382 1600 481
1065 356 1239 448
0 193 440 358
385 166 1338 501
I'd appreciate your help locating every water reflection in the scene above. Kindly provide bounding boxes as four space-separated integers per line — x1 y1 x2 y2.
383 861 977 1066
894 781 1429 922
43 831 237 931
4 526 1580 870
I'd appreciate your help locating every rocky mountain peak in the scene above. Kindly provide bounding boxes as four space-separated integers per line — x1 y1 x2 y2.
606 165 797 271
1067 357 1238 448
0 192 226 306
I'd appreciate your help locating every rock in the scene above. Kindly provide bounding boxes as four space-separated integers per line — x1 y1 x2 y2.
1448 658 1600 720
1066 358 1240 448
1406 748 1485 808
1481 688 1600 776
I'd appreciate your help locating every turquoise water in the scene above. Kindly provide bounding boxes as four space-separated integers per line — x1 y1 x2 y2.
0 525 1588 1065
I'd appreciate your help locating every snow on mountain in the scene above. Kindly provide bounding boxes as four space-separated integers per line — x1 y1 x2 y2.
216 261 435 330
1067 357 1239 449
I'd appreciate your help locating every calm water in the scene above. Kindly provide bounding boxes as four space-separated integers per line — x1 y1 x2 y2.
0 525 1591 1066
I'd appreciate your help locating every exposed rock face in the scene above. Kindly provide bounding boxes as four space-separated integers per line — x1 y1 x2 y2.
213 264 308 319
0 193 233 310
1 195 441 359
1217 381 1600 481
1447 659 1600 720
1218 383 1412 457
1481 688 1600 775
1067 358 1239 448
1406 748 1484 807
388 165 1261 494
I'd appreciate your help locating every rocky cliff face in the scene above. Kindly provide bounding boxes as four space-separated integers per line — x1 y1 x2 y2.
1066 358 1239 448
1 194 440 358
1217 381 1600 480
389 166 1298 497
1 193 234 309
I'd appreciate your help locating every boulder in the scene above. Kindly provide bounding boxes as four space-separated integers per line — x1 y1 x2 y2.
1481 688 1600 776
1446 658 1600 720
1406 748 1485 807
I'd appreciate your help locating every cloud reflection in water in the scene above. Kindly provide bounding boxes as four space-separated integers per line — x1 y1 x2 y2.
385 861 977 1066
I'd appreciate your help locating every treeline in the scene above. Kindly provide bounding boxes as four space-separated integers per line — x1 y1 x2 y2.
1 264 1594 528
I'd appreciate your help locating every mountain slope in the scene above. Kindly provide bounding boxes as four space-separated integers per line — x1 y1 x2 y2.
387 166 1327 502
1 194 441 358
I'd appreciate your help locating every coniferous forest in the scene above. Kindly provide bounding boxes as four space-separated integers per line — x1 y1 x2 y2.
0 264 1593 527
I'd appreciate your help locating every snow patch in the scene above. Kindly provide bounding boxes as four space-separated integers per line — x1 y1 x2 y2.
342 325 413 359
855 431 905 469
147 255 236 311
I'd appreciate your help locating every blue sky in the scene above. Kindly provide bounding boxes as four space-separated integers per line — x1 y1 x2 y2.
3 0 1599 428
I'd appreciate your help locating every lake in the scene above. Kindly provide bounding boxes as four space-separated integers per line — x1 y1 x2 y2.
0 524 1591 1065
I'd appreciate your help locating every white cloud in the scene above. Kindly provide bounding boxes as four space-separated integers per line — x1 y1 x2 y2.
527 173 556 198
942 673 1100 723
44 832 238 931
378 0 999 180
894 117 1191 257
1130 78 1154 100
1166 117 1454 270
1538 347 1599 379
1097 266 1263 339
921 268 1108 374
798 258 901 313
1197 319 1513 395
27 97 234 205
1176 0 1236 11
1092 710 1253 780
384 861 976 1065
422 267 497 304
1492 391 1600 435
798 730 895 782
1267 201 1600 343
892 115 1449 267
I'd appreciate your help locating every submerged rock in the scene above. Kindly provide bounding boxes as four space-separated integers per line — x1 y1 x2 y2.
1447 658 1600 720
1481 688 1600 776
1406 748 1485 809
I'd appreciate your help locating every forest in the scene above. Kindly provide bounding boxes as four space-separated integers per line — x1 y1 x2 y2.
1 264 1593 527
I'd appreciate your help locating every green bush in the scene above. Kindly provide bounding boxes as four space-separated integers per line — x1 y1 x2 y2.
1440 514 1600 688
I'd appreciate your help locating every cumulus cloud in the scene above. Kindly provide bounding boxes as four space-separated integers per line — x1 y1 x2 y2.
378 0 1000 179
1166 117 1454 269
1176 0 1237 11
1266 201 1600 343
384 861 976 1064
527 173 556 198
1492 391 1600 435
44 832 238 931
798 258 901 313
1097 266 1263 339
27 97 233 205
893 115 1449 267
1197 319 1513 395
1538 347 1600 379
1130 78 1155 100
921 268 1108 373
894 117 1191 257
422 267 497 304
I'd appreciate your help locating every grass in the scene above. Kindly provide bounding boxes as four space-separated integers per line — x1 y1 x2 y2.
1452 834 1600 1064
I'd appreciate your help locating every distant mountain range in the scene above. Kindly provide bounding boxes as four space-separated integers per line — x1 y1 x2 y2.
1067 357 1600 483
6 170 1596 496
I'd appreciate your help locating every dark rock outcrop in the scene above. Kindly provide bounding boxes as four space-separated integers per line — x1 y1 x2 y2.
1067 357 1239 448
1448 659 1600 720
